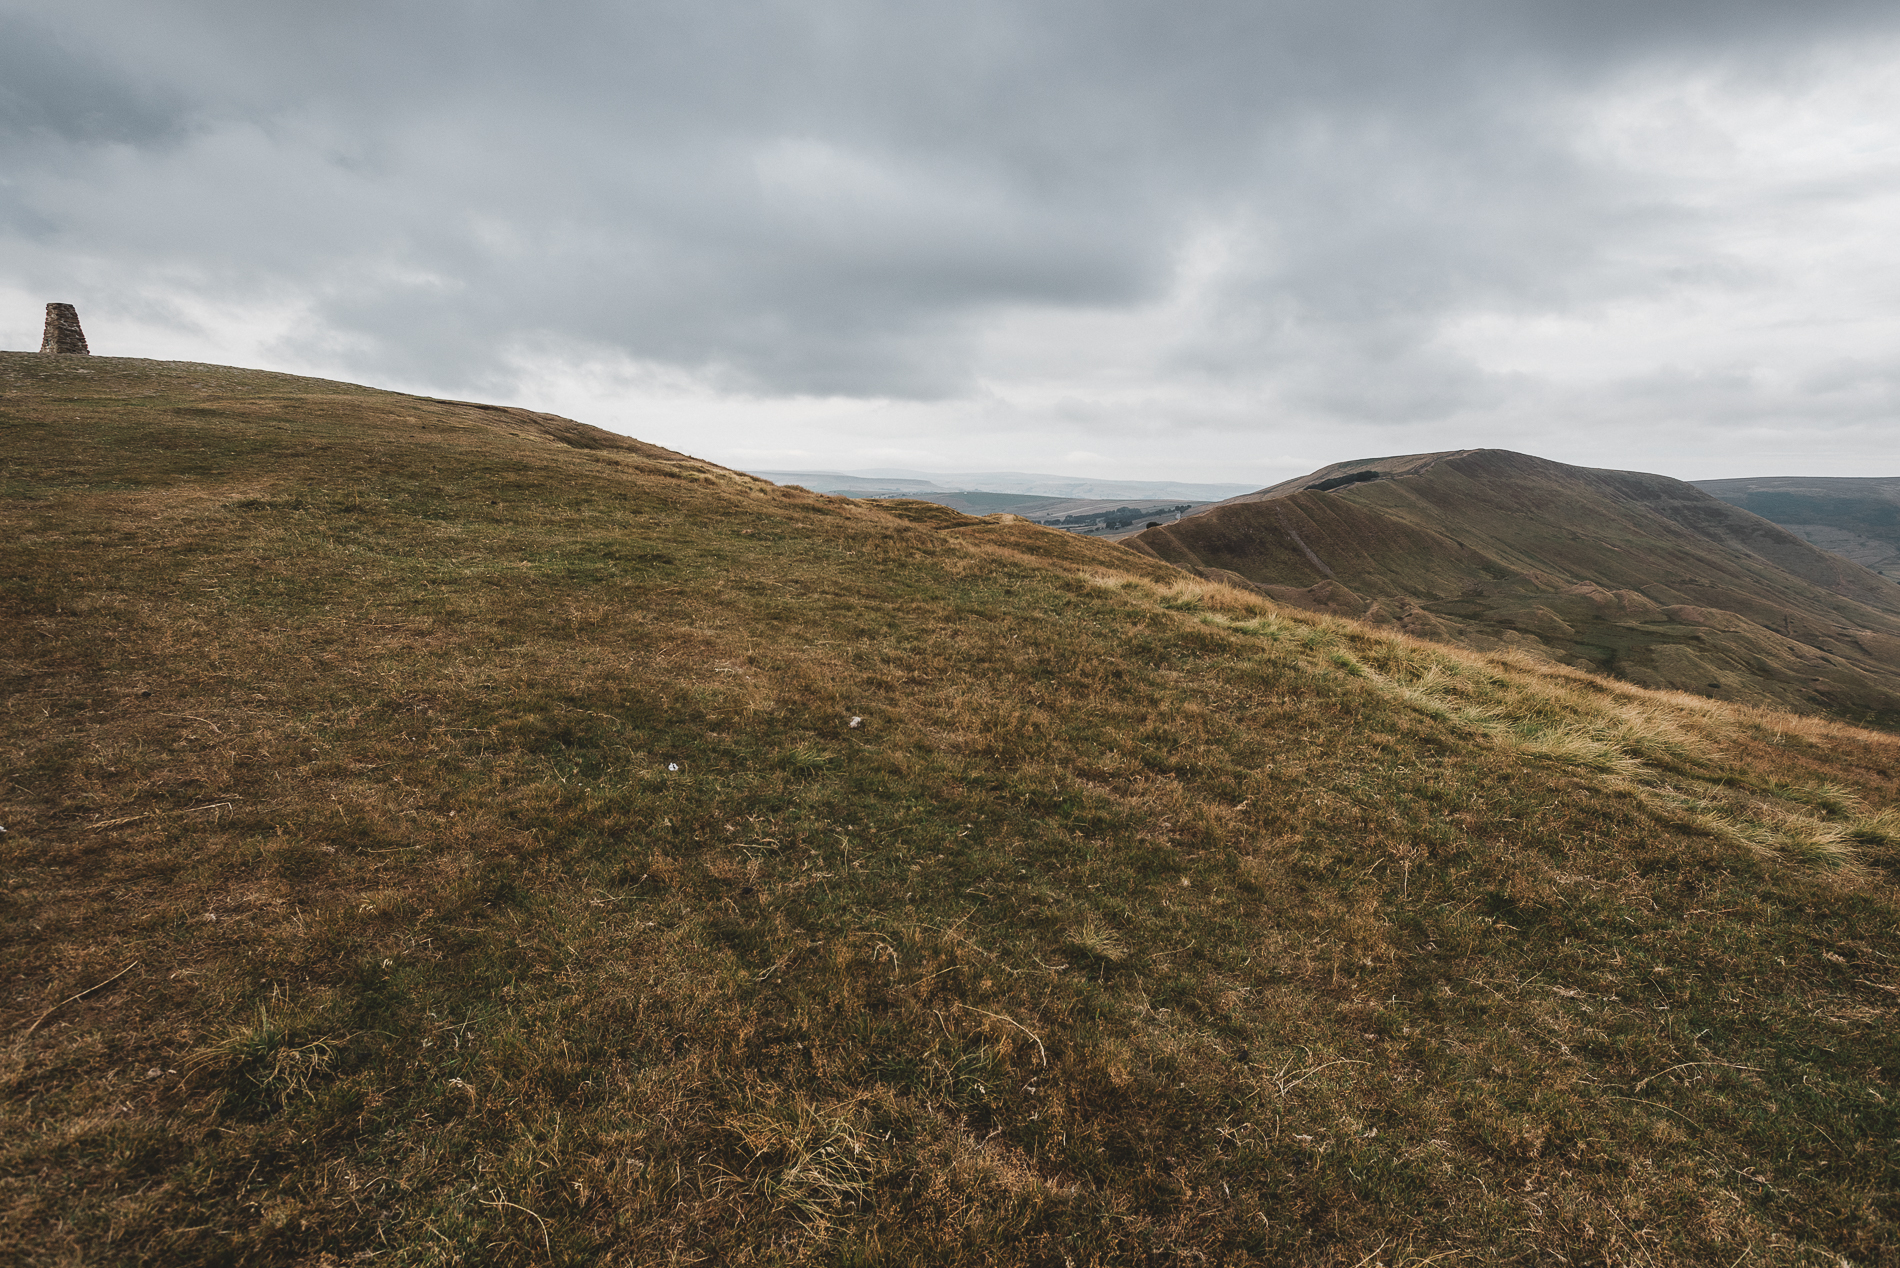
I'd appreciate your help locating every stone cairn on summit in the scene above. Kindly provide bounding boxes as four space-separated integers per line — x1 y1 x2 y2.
41 303 90 355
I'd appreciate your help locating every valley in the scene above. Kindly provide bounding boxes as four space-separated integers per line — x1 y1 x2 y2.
1696 475 1900 582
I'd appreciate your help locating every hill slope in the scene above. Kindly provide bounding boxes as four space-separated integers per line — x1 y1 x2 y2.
1127 449 1900 726
1696 475 1900 582
4 358 1900 1266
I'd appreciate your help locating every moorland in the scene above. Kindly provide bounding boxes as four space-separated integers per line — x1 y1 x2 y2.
3 355 1898 1266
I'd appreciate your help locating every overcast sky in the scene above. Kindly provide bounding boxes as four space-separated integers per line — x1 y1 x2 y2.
4 1 1899 484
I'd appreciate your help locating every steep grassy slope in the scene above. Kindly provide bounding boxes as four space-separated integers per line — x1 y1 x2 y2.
1129 450 1900 726
4 358 1900 1266
1696 476 1900 583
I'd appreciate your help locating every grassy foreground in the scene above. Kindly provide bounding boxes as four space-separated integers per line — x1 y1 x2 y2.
3 354 1899 1266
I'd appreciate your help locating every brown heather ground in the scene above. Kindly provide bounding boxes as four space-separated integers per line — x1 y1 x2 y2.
2 353 1898 1267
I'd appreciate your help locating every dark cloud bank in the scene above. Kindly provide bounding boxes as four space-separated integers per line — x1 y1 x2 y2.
4 1 1898 477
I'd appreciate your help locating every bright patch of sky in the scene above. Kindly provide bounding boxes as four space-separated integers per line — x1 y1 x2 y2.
3 2 1898 484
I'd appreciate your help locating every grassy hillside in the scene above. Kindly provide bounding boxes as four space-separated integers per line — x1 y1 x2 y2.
1130 450 1900 727
4 356 1899 1266
1696 476 1900 584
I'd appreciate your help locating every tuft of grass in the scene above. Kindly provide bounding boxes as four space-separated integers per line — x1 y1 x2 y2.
1227 612 1292 640
1515 726 1647 778
1764 810 1862 870
1807 781 1868 817
1335 650 1373 677
1155 578 1274 616
186 1004 342 1120
1065 914 1130 964
720 1100 882 1237
780 743 836 775
1849 807 1900 845
1601 701 1695 764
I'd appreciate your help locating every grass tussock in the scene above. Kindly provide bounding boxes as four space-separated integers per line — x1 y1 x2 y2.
4 353 1899 1266
719 1098 884 1237
1065 913 1131 965
186 1003 345 1119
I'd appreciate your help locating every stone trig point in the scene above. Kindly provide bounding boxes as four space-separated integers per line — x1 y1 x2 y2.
41 302 90 355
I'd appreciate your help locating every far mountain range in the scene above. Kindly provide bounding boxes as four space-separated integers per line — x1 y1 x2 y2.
747 467 1255 501
747 468 1250 530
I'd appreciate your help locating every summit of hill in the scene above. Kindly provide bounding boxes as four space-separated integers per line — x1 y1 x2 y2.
1127 448 1900 727
4 356 1899 1265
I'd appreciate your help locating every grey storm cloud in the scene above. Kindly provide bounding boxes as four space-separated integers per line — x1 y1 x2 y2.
4 1 1899 433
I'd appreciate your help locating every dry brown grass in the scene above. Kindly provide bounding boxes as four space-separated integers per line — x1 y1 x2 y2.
3 354 1898 1266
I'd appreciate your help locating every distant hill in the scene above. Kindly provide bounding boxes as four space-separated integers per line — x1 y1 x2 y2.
752 472 1213 531
871 491 1200 527
750 467 1255 501
750 470 950 494
1695 475 1900 582
1126 448 1900 725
